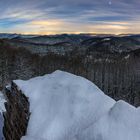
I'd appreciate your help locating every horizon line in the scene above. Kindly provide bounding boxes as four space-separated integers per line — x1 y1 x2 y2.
0 32 140 36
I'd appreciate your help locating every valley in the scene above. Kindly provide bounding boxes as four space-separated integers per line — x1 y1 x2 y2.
0 33 140 106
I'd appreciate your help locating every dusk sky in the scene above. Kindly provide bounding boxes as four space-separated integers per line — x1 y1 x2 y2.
0 0 140 34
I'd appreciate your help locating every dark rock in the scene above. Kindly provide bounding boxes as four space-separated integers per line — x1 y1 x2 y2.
3 82 30 140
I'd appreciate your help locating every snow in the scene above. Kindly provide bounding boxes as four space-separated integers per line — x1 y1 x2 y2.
124 54 130 59
79 100 140 140
0 91 6 140
102 38 110 41
14 70 140 140
0 91 5 113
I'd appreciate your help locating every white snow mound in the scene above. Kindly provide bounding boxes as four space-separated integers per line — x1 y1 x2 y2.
14 70 140 140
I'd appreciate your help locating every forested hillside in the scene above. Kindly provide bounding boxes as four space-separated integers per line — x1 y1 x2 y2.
0 34 140 106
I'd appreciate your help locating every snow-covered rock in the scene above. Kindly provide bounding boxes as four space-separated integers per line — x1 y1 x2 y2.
14 70 140 140
78 100 140 140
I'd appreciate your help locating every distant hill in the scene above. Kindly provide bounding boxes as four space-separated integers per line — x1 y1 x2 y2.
1 34 139 56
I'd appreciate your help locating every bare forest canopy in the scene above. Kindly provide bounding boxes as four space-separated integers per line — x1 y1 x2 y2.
0 34 140 106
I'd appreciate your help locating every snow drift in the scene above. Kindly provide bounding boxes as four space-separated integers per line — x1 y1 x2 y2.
14 70 140 140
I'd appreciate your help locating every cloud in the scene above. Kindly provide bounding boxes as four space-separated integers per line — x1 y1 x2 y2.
0 0 140 34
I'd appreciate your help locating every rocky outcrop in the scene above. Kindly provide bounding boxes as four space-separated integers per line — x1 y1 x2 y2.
3 82 30 140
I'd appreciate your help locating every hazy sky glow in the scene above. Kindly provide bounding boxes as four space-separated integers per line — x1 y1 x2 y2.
0 0 140 34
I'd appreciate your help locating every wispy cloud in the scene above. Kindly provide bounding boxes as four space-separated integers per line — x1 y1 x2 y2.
0 0 140 34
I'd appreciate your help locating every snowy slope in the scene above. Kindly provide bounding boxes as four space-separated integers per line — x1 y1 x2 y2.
14 71 140 140
0 91 5 140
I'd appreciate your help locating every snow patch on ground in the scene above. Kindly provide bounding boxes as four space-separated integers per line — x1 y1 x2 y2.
102 38 110 41
0 91 6 140
14 70 140 140
0 91 5 113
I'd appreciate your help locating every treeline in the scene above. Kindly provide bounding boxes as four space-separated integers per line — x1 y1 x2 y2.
0 40 140 106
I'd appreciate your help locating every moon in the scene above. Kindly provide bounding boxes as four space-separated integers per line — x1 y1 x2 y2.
109 1 112 5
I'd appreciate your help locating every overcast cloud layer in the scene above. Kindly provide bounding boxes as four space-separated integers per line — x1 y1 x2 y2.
0 0 140 34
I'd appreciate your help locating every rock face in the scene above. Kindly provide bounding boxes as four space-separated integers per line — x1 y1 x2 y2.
3 82 30 140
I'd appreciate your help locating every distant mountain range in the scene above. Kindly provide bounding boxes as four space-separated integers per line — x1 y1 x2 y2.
1 33 140 56
0 33 37 39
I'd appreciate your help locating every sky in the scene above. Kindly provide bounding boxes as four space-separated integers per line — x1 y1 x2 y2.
0 0 140 35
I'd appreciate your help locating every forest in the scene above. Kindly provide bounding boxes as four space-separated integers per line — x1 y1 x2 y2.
0 37 140 106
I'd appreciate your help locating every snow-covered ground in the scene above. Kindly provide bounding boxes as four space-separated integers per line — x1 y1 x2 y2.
14 70 140 140
0 92 6 113
0 91 6 140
